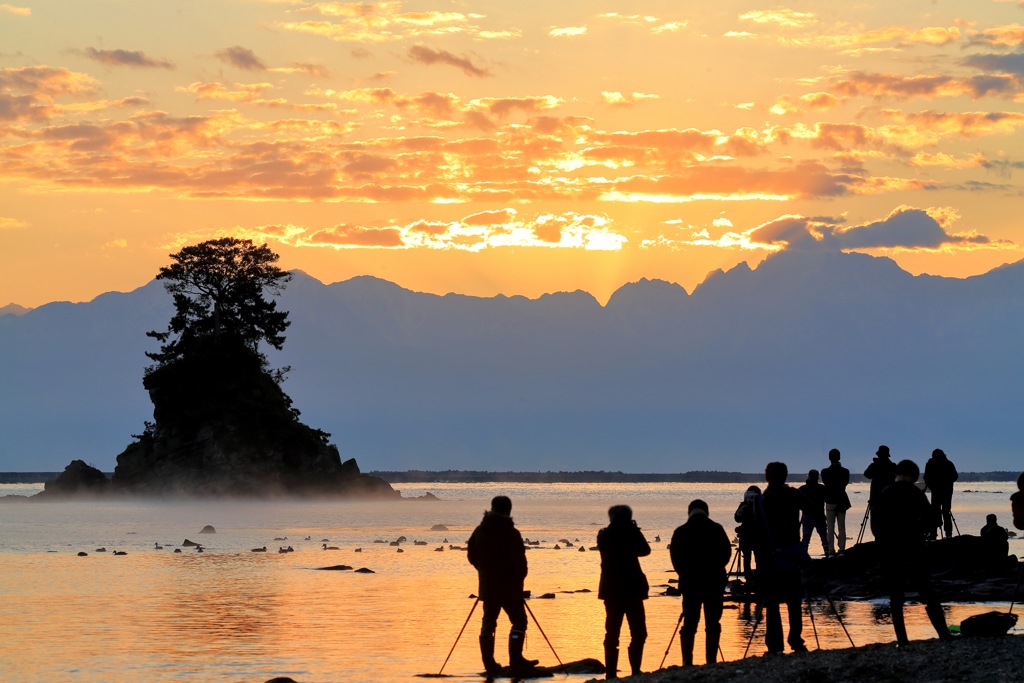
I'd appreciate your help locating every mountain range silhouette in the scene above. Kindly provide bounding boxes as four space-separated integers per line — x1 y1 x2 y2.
2 249 1022 473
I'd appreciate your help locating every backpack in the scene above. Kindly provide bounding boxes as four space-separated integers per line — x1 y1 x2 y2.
959 611 1018 637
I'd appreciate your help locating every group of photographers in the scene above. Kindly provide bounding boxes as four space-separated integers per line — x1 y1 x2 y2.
466 447 1017 679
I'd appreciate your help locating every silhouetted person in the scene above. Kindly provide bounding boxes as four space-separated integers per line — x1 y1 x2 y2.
924 449 958 539
733 485 761 590
799 470 829 556
753 461 812 654
821 448 851 556
1013 473 1024 531
597 504 651 679
671 499 732 666
980 513 1009 563
871 459 952 647
865 445 896 504
467 495 538 676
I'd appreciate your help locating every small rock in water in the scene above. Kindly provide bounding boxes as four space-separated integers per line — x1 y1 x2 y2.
354 567 375 574
77 552 88 557
266 678 300 683
431 524 449 531
198 525 216 534
182 539 200 547
316 565 353 571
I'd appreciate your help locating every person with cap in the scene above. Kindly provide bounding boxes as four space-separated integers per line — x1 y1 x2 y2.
865 445 897 505
821 448 851 556
671 499 733 666
923 449 959 539
753 461 813 654
798 470 829 556
597 504 651 679
870 459 952 647
467 495 539 676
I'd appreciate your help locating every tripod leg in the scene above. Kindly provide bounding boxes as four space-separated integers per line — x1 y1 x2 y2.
658 610 684 670
438 598 479 675
742 601 764 659
855 504 871 545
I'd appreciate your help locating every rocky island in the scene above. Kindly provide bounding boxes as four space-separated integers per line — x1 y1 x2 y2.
41 238 396 499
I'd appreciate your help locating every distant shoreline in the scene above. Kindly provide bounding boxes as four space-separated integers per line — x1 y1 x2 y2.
3 469 1020 485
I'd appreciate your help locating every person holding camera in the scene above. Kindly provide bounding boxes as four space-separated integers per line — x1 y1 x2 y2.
597 504 651 679
467 495 539 676
671 499 733 665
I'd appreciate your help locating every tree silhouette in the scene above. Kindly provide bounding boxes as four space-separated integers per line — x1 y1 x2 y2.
146 237 291 368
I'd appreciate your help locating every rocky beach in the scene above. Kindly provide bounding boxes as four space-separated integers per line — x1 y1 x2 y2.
607 633 1024 683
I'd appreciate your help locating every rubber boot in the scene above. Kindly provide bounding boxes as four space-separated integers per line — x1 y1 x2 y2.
509 629 539 675
604 645 618 679
479 633 502 675
891 605 909 647
680 632 695 666
926 603 953 640
705 630 720 665
627 642 644 676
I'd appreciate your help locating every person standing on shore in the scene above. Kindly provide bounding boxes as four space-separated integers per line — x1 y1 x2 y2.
798 470 829 556
671 499 732 666
597 505 651 679
753 461 812 654
467 495 539 676
1012 473 1024 531
734 485 761 591
821 448 851 556
923 449 958 539
871 459 952 647
865 446 897 505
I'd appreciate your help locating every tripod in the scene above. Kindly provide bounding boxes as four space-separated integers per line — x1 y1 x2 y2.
855 503 871 545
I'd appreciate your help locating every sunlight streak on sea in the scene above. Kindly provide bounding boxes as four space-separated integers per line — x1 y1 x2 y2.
0 482 1020 682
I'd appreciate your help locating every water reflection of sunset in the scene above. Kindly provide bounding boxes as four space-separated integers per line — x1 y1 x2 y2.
1 482 1019 681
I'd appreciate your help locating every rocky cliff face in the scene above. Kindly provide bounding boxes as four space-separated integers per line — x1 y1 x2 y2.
111 344 396 498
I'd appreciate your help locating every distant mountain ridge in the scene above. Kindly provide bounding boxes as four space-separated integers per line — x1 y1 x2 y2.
2 249 1023 473
0 303 30 317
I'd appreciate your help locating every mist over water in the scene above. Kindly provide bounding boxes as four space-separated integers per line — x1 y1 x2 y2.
1 482 1020 683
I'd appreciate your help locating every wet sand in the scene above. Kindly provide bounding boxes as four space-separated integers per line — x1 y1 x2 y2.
599 633 1024 683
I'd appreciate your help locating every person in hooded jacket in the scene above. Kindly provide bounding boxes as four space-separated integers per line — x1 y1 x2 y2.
467 496 538 676
871 459 952 647
923 448 959 539
597 504 651 679
670 499 732 666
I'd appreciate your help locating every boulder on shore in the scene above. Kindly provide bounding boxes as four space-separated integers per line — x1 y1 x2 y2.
36 460 109 498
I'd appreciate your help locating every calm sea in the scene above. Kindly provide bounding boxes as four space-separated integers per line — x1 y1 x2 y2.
1 481 1020 683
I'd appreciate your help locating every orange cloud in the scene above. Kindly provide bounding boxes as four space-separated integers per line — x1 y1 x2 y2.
739 9 817 29
280 2 520 43
601 91 661 107
970 23 1024 47
81 47 174 69
215 46 268 71
828 71 1018 100
0 4 29 16
0 66 98 121
407 45 490 77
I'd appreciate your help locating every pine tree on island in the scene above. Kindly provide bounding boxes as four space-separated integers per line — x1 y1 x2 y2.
111 237 396 497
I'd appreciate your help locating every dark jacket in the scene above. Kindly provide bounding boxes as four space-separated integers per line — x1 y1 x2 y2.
1013 490 1024 531
734 493 758 550
798 481 827 518
821 463 851 509
870 480 933 553
670 513 732 592
597 520 651 602
755 483 812 550
865 457 896 503
924 456 958 495
467 511 528 601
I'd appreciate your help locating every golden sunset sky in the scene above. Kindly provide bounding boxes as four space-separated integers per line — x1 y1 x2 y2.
4 1 1024 308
